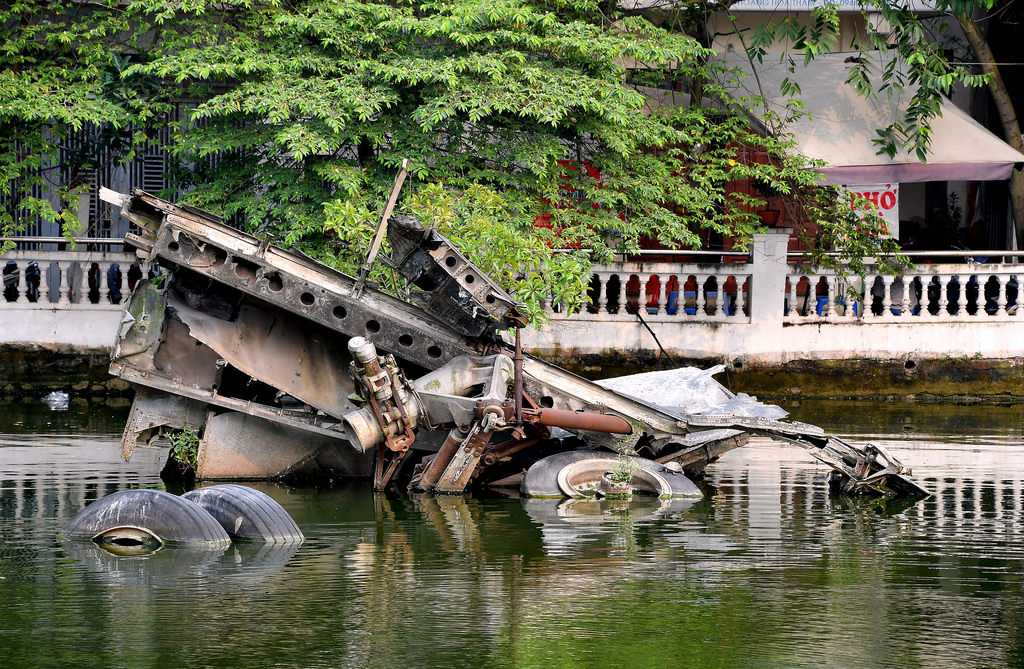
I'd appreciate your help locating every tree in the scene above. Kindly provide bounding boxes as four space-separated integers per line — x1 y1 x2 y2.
952 2 1024 246
1 0 901 320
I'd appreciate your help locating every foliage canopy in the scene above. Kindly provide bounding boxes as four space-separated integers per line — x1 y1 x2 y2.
1 0 905 319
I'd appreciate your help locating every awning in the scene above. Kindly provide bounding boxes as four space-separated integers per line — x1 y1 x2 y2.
719 49 1024 184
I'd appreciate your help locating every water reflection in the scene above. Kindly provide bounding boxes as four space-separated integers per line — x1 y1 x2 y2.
1 400 1024 668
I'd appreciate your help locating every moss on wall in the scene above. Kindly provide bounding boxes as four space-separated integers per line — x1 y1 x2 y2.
0 346 131 399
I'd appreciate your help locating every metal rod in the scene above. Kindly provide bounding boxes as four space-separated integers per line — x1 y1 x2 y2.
415 427 467 491
532 408 632 434
354 158 409 296
513 327 524 425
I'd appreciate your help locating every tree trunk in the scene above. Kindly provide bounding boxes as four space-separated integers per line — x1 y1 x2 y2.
957 14 1024 247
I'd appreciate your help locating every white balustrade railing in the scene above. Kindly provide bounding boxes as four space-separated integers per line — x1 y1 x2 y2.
549 261 753 323
785 263 1022 323
0 250 143 310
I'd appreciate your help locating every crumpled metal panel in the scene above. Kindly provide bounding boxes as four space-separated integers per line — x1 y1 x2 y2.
110 280 167 372
120 388 210 461
198 412 371 480
387 215 526 335
170 296 357 419
596 366 789 420
153 314 223 390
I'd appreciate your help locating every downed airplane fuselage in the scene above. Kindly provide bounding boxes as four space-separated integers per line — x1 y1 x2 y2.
101 188 928 500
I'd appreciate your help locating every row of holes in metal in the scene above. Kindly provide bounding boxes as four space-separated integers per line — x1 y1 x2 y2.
166 238 444 358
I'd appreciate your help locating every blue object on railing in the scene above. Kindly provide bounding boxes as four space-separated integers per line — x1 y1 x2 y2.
684 290 697 316
666 290 679 315
815 296 829 315
723 293 736 316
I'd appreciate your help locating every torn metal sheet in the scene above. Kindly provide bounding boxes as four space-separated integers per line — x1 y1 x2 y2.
597 366 788 420
170 296 357 419
120 389 209 461
198 412 371 480
111 280 167 371
388 214 527 335
153 314 223 390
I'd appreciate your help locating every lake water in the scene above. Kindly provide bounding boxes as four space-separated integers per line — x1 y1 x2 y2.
1 399 1023 669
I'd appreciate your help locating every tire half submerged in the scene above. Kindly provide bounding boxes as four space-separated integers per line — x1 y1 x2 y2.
183 484 304 544
521 450 703 499
64 489 231 549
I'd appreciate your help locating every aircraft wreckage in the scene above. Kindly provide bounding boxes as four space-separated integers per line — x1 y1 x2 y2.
98 187 928 502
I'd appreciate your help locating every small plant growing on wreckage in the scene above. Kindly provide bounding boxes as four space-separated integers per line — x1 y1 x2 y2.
167 425 200 470
601 449 637 501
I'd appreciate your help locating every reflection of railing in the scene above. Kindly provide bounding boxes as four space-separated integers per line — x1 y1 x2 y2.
1 250 143 310
784 265 1021 323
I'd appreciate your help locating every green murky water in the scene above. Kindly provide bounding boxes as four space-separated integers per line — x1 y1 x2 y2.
1 399 1023 669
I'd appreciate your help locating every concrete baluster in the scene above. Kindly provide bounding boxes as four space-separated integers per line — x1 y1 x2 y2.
657 273 670 316
831 276 845 319
936 275 949 319
899 276 911 318
55 262 71 305
14 261 28 303
695 274 707 317
963 274 977 318
996 275 1008 317
881 276 894 318
635 273 648 316
97 262 111 304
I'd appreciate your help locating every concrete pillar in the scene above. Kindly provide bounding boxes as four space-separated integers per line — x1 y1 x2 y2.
749 229 791 326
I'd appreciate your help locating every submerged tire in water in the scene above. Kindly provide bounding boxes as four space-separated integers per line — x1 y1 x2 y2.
64 489 231 550
183 484 304 544
521 450 703 499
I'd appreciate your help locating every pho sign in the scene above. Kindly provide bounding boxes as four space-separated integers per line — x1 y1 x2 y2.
846 183 899 238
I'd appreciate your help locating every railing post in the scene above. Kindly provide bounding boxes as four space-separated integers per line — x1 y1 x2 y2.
881 275 894 317
14 261 27 304
750 229 791 326
97 261 111 304
637 272 649 316
695 273 707 316
57 262 71 305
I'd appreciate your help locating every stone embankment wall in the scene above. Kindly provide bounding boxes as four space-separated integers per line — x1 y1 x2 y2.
0 345 131 400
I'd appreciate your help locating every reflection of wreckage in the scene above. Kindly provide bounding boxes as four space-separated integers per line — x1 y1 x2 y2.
100 188 928 501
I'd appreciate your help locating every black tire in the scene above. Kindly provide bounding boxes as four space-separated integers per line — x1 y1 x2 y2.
183 484 304 544
521 450 702 499
64 489 231 549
